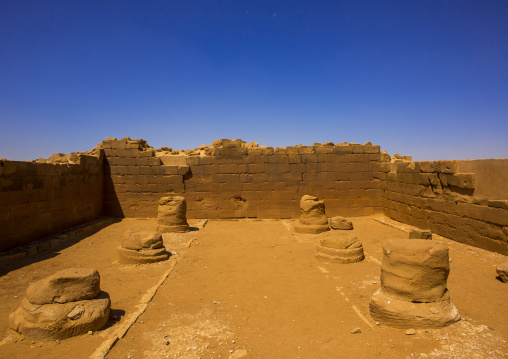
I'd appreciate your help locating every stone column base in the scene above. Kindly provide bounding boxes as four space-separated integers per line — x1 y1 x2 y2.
294 223 330 234
369 289 460 328
9 292 110 340
157 224 190 233
117 246 169 264
315 245 365 264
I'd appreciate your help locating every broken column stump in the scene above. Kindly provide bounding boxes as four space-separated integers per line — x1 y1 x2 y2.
9 268 110 340
157 196 189 233
117 230 169 264
294 195 330 234
315 232 365 263
369 239 460 328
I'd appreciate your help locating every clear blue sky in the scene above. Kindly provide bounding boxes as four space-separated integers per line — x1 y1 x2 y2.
1 1 507 161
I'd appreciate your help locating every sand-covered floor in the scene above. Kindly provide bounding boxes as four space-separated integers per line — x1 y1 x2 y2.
0 217 507 359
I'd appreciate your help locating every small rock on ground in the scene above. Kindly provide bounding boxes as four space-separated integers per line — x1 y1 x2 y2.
228 348 249 359
496 262 508 282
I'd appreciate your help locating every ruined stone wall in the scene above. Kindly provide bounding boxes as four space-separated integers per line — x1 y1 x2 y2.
102 139 187 217
3 136 508 256
102 138 384 219
0 156 103 251
382 159 508 255
456 159 508 200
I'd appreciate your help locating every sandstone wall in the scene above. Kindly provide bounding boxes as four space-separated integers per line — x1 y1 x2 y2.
456 159 508 200
382 159 508 255
102 138 384 219
0 156 103 251
102 139 186 217
4 136 506 256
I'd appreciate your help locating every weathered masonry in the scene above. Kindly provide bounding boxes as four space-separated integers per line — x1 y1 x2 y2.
1 137 507 254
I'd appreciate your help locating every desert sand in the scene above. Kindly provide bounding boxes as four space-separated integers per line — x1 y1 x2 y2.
0 217 507 359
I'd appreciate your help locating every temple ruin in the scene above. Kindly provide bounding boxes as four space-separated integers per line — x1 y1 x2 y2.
1 136 507 255
0 137 507 357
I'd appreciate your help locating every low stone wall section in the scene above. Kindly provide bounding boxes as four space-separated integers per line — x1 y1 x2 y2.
0 156 103 251
382 160 508 255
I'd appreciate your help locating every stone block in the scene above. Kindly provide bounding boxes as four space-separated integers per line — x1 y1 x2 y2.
409 229 433 240
212 174 227 183
433 160 457 174
250 173 268 183
329 216 353 230
333 146 354 154
314 146 334 154
201 164 219 175
350 207 365 217
217 163 237 174
302 158 321 169
271 163 291 173
268 208 281 219
363 145 380 154
248 163 265 173
497 262 508 282
268 155 289 164
224 174 241 183
247 147 273 156
305 163 321 173
351 154 371 163
304 172 321 182
197 156 214 165
350 172 372 181
446 173 475 189
282 146 296 155
415 161 433 173
290 163 305 174
458 202 508 227
298 146 315 155
318 162 338 172
26 268 101 305
349 145 365 154
239 174 252 183
280 208 293 219
237 164 249 174
288 155 302 164
282 172 303 182
177 165 190 175
146 157 161 166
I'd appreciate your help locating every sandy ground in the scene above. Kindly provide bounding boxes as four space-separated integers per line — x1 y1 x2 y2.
0 217 507 359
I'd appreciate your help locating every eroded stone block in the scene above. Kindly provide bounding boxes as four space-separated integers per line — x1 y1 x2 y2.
329 216 354 230
497 262 508 283
409 228 432 240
